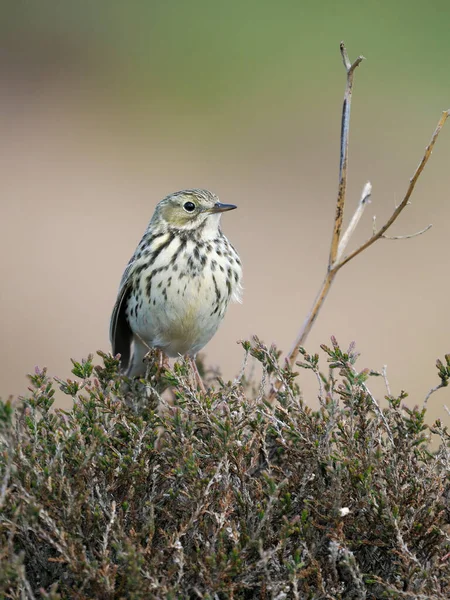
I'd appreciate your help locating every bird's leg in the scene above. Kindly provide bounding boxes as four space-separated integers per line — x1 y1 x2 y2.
149 348 169 379
136 334 169 381
158 349 169 370
188 355 206 394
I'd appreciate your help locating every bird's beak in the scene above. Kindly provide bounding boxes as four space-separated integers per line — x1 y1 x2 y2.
209 202 237 214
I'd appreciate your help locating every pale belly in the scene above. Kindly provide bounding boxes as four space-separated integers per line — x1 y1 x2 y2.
128 268 230 357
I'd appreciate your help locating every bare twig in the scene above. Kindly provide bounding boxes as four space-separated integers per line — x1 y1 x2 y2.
381 365 392 397
0 452 12 510
286 42 365 368
287 271 335 364
283 40 450 374
423 382 446 408
21 575 37 600
338 109 449 269
329 43 365 266
382 223 432 240
234 343 250 385
336 181 372 264
360 379 394 445
102 500 117 557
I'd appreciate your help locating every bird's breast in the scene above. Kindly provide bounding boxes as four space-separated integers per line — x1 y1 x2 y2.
128 233 242 355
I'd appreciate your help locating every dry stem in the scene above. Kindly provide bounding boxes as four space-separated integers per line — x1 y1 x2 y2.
284 41 449 373
337 109 449 269
423 382 447 408
329 43 365 266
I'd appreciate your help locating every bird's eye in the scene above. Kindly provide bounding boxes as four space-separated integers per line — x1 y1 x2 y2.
183 201 196 213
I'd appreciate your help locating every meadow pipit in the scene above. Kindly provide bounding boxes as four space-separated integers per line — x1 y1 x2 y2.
110 189 242 382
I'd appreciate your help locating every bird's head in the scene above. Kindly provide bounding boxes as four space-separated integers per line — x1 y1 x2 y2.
151 189 237 235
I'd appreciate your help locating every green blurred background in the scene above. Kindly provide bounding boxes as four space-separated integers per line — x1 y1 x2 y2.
1 1 450 417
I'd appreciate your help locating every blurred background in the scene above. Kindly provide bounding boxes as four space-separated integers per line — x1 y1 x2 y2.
1 0 450 420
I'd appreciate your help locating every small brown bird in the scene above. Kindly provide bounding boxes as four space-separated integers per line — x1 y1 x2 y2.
110 189 242 381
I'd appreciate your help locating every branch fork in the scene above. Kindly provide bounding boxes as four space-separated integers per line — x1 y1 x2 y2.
280 42 449 377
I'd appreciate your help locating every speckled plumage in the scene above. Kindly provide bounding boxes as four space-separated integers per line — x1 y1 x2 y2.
110 189 242 377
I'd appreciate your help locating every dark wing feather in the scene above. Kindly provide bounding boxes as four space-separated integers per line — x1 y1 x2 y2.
110 264 135 372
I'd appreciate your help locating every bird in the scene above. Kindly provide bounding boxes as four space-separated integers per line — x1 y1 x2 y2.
110 189 242 387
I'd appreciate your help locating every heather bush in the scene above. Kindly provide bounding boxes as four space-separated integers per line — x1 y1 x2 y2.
1 339 449 599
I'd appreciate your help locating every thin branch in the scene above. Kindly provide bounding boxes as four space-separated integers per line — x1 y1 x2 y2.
338 109 450 269
287 270 335 365
286 43 364 368
360 379 394 445
346 362 394 444
381 223 432 240
381 365 392 397
372 215 377 235
21 575 37 600
102 500 117 557
423 382 446 408
336 181 372 264
283 42 449 378
0 453 12 510
329 43 365 266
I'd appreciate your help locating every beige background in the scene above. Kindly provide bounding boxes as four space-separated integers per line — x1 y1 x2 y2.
1 2 450 422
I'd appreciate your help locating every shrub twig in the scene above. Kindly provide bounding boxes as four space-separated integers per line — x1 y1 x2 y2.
329 43 365 266
284 41 449 374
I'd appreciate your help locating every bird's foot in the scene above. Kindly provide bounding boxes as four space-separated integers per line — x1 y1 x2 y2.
188 355 207 394
142 348 169 382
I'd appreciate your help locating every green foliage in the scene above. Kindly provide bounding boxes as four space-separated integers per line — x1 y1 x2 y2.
1 340 450 599
436 354 450 387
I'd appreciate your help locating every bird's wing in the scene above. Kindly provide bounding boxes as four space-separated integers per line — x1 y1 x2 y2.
109 261 135 372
